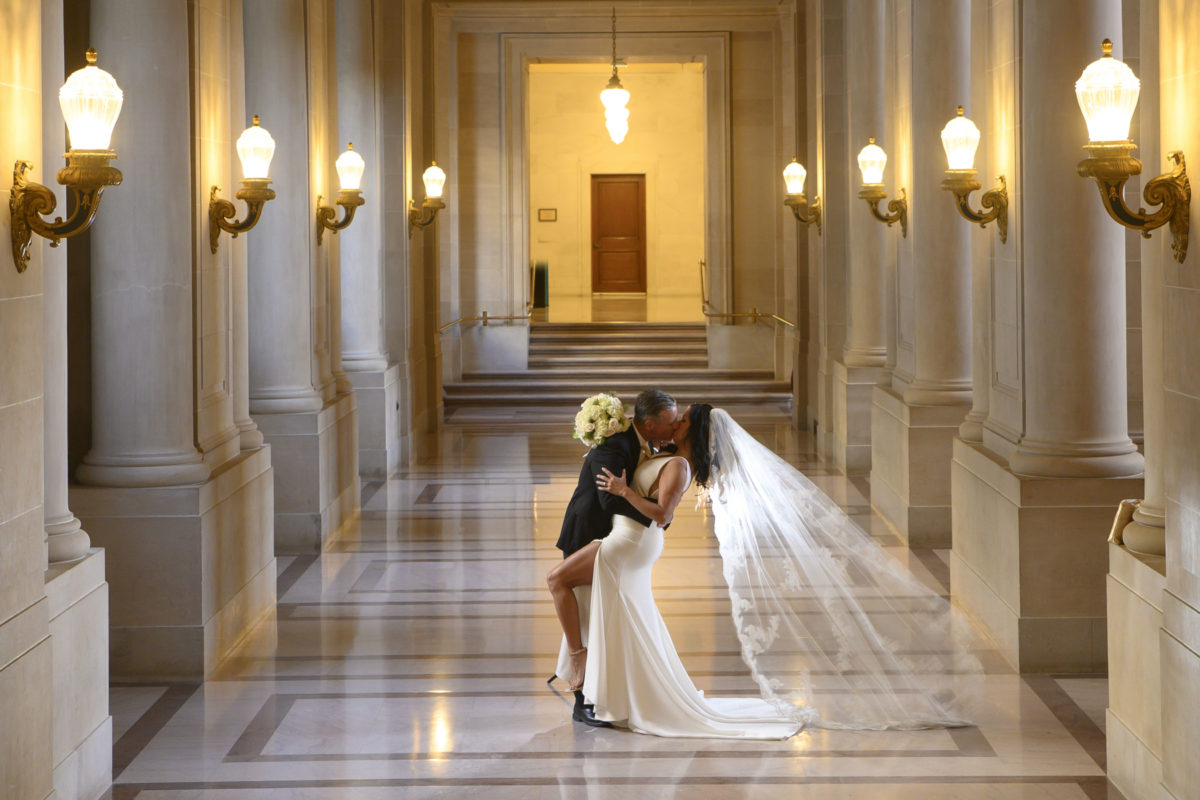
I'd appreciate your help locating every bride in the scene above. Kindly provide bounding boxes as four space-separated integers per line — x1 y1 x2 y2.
558 403 981 737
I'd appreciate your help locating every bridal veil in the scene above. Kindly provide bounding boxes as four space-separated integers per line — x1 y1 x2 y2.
707 409 984 730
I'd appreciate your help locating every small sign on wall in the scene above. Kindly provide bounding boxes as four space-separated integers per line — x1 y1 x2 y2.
537 208 557 222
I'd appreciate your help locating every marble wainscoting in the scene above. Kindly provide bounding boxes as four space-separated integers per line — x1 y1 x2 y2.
104 407 1122 798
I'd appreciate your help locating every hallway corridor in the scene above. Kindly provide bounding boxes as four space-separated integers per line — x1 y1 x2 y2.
104 407 1116 798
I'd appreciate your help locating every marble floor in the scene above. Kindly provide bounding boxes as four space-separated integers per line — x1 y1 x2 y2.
104 406 1121 799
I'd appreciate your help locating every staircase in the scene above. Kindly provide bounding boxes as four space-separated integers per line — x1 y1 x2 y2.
443 321 792 410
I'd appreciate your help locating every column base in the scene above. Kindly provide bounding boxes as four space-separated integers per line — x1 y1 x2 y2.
951 437 1143 672
257 392 361 553
347 364 401 479
75 452 211 489
1009 437 1144 478
47 550 111 800
71 447 276 681
870 384 967 547
46 514 90 564
832 360 879 474
1106 543 1165 800
958 410 986 443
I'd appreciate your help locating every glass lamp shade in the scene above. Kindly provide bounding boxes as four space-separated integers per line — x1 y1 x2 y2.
422 162 447 199
783 158 807 195
941 107 981 170
601 72 631 145
857 138 887 185
236 116 276 180
335 143 366 191
1075 39 1140 143
59 48 123 151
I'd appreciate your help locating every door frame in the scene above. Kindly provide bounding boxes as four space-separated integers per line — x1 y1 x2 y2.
495 32 736 314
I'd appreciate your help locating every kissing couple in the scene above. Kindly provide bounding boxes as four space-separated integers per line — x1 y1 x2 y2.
548 389 983 738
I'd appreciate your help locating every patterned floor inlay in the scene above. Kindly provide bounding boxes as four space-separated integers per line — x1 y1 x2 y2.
103 408 1125 799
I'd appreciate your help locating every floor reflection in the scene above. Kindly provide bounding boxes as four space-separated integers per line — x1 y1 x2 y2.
105 406 1121 799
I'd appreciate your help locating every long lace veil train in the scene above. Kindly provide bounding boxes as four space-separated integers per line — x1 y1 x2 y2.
707 409 984 730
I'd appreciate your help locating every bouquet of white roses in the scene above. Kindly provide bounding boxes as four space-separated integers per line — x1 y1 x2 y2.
573 391 630 449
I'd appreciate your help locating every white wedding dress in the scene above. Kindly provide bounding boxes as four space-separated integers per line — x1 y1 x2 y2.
579 455 801 739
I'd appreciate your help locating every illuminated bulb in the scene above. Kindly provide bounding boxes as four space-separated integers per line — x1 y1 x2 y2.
857 138 887 185
59 48 123 151
422 162 446 199
601 71 631 145
335 143 365 191
941 107 981 171
236 116 276 180
1075 38 1140 143
783 158 807 195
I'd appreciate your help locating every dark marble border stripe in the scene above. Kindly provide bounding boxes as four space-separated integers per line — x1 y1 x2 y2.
911 547 952 595
1022 675 1108 771
275 554 317 599
111 683 200 780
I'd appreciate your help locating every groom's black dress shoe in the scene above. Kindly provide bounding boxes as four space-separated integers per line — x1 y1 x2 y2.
572 690 613 728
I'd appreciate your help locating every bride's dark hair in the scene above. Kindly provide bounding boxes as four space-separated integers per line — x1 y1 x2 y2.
687 403 715 487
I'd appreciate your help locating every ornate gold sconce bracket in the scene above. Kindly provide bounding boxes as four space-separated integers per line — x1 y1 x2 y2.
858 185 907 238
11 154 123 272
316 189 365 244
209 179 275 254
1077 144 1190 263
941 171 1008 243
784 194 822 234
408 197 445 236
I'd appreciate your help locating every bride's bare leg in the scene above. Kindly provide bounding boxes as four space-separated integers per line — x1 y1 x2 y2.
547 540 601 689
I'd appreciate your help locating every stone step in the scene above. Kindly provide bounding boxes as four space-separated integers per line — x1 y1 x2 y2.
531 322 707 335
528 354 710 368
530 333 705 345
530 342 709 355
442 387 793 407
467 368 772 381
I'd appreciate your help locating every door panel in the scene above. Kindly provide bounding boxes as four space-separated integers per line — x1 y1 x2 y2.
591 174 646 293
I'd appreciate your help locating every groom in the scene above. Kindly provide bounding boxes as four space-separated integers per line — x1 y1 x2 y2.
552 388 678 726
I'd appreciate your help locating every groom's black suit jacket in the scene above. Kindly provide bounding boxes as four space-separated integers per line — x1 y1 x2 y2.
556 426 652 557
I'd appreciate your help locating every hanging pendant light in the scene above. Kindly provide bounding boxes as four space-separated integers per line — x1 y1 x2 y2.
600 8 629 144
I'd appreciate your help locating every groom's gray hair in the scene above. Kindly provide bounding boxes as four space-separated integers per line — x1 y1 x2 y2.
633 389 676 422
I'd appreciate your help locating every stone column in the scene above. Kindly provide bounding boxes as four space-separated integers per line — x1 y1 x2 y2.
831 0 888 474
902 0 972 407
227 8 262 452
75 0 209 488
42 0 88 563
1006 0 1142 480
245 0 360 551
336 0 401 478
843 0 888 370
1121 4 1166 556
950 0 1144 673
869 0 971 546
244 0 323 416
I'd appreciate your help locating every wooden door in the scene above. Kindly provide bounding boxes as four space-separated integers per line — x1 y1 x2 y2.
591 174 646 293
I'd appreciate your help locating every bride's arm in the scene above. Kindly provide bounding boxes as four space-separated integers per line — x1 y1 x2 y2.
597 461 689 526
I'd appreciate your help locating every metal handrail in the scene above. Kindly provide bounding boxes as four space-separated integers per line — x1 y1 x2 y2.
438 264 536 335
698 258 796 330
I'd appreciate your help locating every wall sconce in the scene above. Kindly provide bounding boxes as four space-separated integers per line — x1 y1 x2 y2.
10 48 123 273
940 107 1008 243
408 162 446 235
209 116 277 254
782 158 821 234
316 143 366 244
1076 39 1190 263
857 138 907 237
